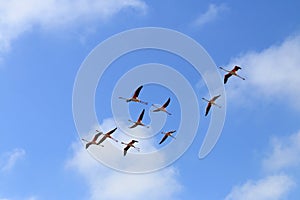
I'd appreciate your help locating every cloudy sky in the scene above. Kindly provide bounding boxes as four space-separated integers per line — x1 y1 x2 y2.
1 1 300 200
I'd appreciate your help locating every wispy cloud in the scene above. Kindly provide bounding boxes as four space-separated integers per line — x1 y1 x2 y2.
225 34 300 109
66 142 182 200
193 4 228 28
225 174 295 200
262 131 300 173
66 118 182 200
225 130 300 200
0 148 26 172
0 0 147 52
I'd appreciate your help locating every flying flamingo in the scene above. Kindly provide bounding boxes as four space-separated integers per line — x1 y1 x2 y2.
159 130 176 144
152 97 171 115
219 66 245 84
128 109 149 128
202 95 221 116
119 85 148 105
121 140 140 156
97 127 118 145
81 130 104 149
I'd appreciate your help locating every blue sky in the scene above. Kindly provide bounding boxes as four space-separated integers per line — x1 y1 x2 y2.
1 0 300 199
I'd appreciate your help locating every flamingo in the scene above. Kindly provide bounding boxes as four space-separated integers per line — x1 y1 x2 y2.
159 130 176 144
152 97 171 115
97 127 118 145
81 130 104 149
128 109 149 128
219 66 245 84
202 95 221 116
121 140 140 156
119 85 148 105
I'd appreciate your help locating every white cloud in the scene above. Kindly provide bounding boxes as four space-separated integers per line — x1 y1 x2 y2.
226 34 300 109
0 0 147 52
66 141 182 200
0 148 26 172
225 175 295 200
262 131 300 173
67 118 182 200
225 129 300 200
194 4 228 28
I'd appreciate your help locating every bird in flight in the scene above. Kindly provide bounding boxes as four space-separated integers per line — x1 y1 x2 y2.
159 130 176 144
128 109 149 128
97 127 118 146
219 66 245 84
81 130 104 149
119 85 148 105
202 94 221 116
152 97 172 115
121 140 140 156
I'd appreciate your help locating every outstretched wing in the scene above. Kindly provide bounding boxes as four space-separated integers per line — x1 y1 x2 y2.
97 135 107 145
162 98 171 108
132 85 143 98
224 73 232 84
212 95 221 101
85 142 92 149
92 132 103 142
205 103 212 116
106 127 117 135
124 145 130 156
138 109 145 121
159 134 168 144
233 66 241 71
129 123 138 129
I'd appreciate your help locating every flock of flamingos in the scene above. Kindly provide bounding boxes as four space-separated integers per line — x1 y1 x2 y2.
82 65 245 156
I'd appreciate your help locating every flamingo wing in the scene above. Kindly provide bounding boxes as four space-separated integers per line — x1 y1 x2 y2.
205 103 212 116
85 142 92 149
106 127 117 135
212 95 221 101
162 98 171 108
224 73 232 84
138 109 145 121
132 85 143 98
129 123 138 129
97 135 107 145
123 145 130 156
92 132 103 142
233 66 241 71
159 134 168 144
131 140 138 144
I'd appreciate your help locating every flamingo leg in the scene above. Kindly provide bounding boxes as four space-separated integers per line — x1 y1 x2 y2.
236 74 246 80
214 103 222 108
133 145 140 151
169 135 176 139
